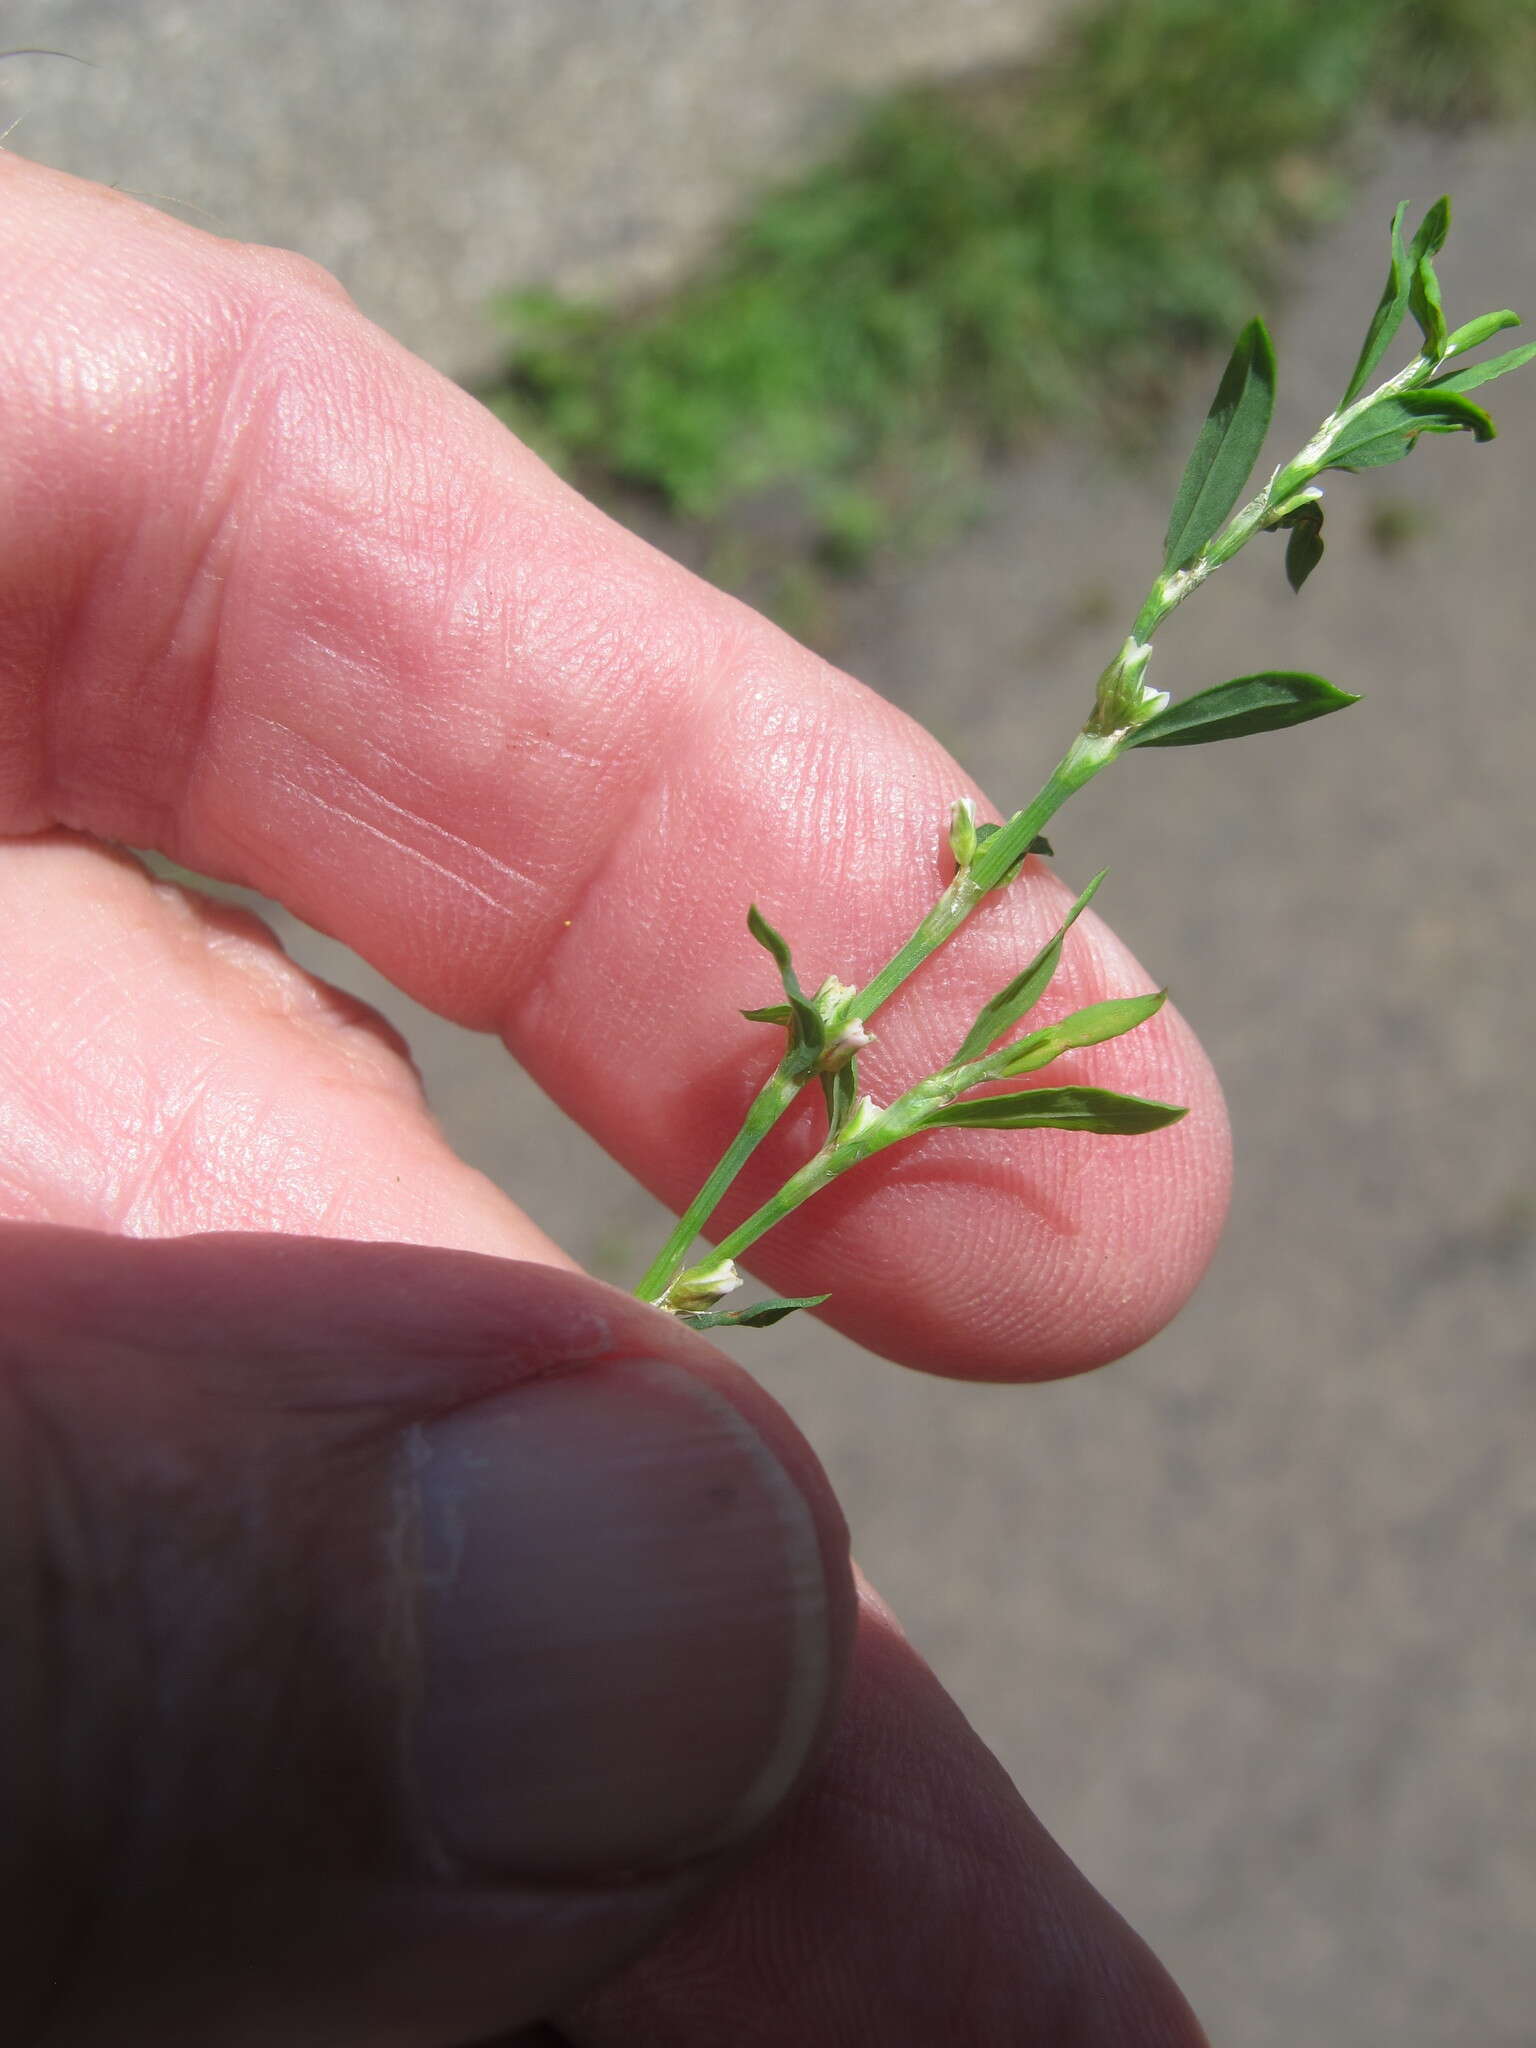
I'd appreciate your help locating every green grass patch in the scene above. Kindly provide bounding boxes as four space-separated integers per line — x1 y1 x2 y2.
478 0 1536 594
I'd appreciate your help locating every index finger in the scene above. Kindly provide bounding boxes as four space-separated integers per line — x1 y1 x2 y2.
0 155 1229 1378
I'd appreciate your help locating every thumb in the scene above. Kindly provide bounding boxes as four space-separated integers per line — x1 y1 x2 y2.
1 1227 850 2047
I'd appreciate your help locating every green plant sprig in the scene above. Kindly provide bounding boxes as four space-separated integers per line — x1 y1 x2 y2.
636 198 1534 1330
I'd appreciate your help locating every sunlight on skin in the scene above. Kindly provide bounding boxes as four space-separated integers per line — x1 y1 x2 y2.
0 155 1217 2045
0 154 1229 1382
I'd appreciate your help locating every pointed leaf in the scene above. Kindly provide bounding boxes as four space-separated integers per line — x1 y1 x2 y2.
998 990 1168 1077
1163 318 1278 572
1428 340 1536 396
747 903 824 1054
1396 196 1450 363
922 1086 1188 1135
1275 496 1325 593
1341 201 1410 406
952 872 1106 1065
1408 249 1447 360
746 903 799 983
1125 671 1359 749
679 1293 831 1331
1442 310 1520 358
821 1057 859 1141
1325 387 1495 471
741 1003 793 1026
1406 195 1451 272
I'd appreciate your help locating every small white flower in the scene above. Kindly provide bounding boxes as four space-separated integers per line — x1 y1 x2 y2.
948 796 979 869
815 1016 875 1074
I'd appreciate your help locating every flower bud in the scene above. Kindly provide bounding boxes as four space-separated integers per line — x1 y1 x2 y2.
663 1256 743 1316
814 1017 874 1074
812 975 857 1010
947 797 979 871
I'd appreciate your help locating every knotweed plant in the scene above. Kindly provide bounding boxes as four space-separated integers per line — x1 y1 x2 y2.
636 200 1534 1331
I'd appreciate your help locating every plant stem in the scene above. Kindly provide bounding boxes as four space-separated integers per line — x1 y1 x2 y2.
636 346 1439 1302
853 733 1118 1017
707 1080 946 1267
1131 347 1433 641
634 1064 806 1302
635 734 1124 1304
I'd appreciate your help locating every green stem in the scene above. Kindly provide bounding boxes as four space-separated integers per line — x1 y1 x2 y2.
853 734 1116 1019
634 1063 806 1302
1130 345 1434 641
639 347 1436 1301
708 1073 956 1266
705 1150 851 1268
644 733 1123 1302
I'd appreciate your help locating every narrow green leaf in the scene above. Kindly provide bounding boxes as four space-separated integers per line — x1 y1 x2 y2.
746 904 824 1054
746 904 796 979
952 872 1106 1065
1406 195 1451 271
821 1057 859 1141
1163 318 1278 573
1384 197 1452 368
679 1293 831 1331
1340 201 1410 407
922 1085 1188 1135
1276 496 1325 593
1325 387 1495 472
1443 310 1520 358
741 1003 793 1026
1428 340 1536 396
1408 249 1447 360
998 990 1167 1077
1125 671 1359 749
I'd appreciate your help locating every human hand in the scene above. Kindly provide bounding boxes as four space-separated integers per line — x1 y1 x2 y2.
0 156 1226 2044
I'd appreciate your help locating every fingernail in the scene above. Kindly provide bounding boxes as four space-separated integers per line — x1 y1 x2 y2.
402 1355 831 1879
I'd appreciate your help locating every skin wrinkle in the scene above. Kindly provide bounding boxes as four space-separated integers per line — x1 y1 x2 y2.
148 442 243 848
106 1085 225 1231
42 273 271 843
234 709 550 921
144 881 412 1072
0 843 487 1245
28 205 821 1024
11 896 301 1216
5 1043 165 1186
196 415 717 1030
9 950 123 1066
196 1089 366 1227
507 608 759 1041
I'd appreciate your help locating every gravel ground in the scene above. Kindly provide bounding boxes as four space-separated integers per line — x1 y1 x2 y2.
6 15 1535 2046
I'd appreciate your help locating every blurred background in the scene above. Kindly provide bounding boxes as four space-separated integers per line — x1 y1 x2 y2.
6 3 1534 2040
